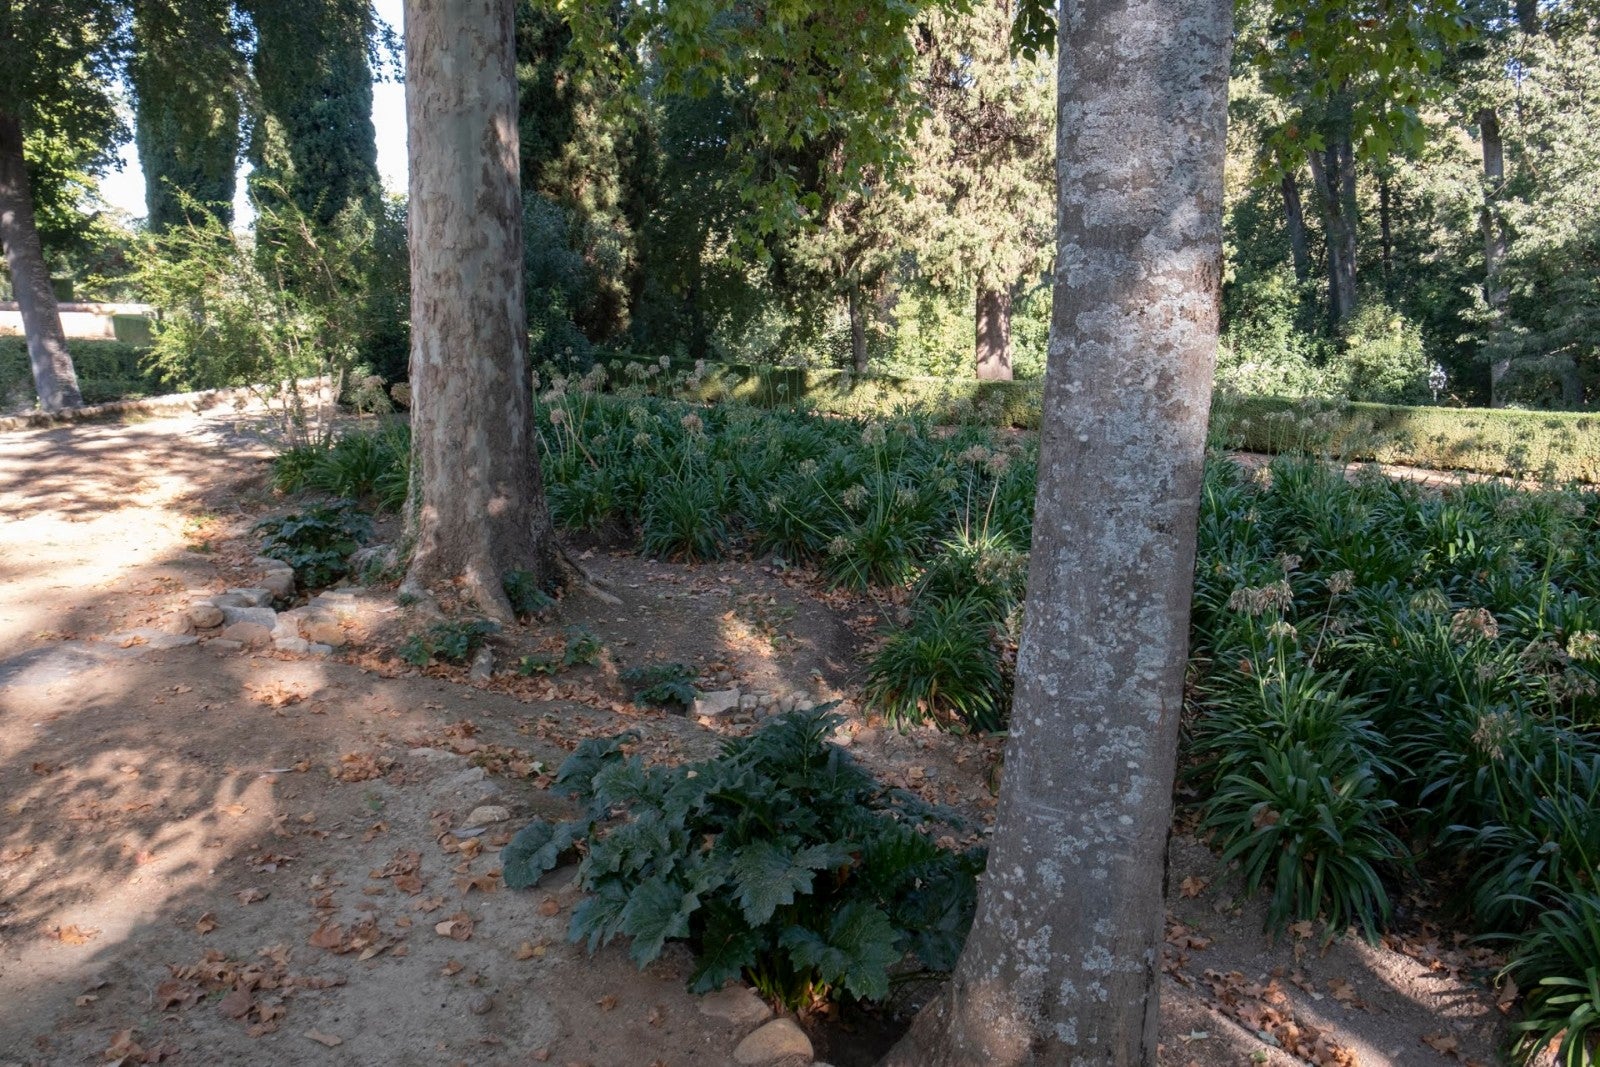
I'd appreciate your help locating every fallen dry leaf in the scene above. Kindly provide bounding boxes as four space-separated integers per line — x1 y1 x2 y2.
1179 875 1209 898
194 912 219 934
435 912 475 941
51 924 98 945
440 959 465 977
305 1030 344 1047
596 994 618 1012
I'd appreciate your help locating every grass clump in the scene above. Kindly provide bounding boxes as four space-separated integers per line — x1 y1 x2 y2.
397 619 499 667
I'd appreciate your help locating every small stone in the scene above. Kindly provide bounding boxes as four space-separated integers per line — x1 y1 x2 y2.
298 612 345 647
468 647 494 682
698 986 772 1028
854 727 880 746
147 634 199 650
219 605 277 629
253 556 293 572
315 589 359 606
260 569 295 599
468 993 494 1016
274 637 310 654
464 805 510 828
738 693 760 711
229 588 273 607
208 638 243 652
221 622 272 647
733 1018 812 1065
306 643 334 655
189 603 225 629
272 610 302 641
693 689 741 718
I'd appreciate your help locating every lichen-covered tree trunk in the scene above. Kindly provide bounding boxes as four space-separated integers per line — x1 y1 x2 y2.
401 0 556 621
0 111 81 413
879 0 1230 1059
975 287 1013 381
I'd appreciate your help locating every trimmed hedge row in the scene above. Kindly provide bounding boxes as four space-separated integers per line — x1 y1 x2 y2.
655 363 1600 483
1212 393 1600 484
0 337 172 410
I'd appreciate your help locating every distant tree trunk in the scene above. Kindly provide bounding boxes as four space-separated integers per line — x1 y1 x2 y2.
848 284 869 374
1479 107 1513 406
0 111 81 412
1378 169 1395 296
974 286 1013 380
1282 171 1311 282
401 0 556 621
1308 136 1358 327
880 0 1231 1058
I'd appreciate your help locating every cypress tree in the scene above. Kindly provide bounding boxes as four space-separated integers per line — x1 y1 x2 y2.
131 0 242 230
243 0 380 228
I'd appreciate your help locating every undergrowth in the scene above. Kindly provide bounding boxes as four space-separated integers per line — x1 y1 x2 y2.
501 706 983 1010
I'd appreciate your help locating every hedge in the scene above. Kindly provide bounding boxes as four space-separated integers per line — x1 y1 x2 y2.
658 363 1600 484
0 338 173 410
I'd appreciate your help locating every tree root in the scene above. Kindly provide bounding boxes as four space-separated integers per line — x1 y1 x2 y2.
555 544 622 605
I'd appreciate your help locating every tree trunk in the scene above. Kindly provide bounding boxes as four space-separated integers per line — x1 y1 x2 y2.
1282 171 1310 283
848 284 869 374
1479 107 1513 406
1378 169 1394 296
1308 137 1358 327
880 0 1230 1057
401 0 556 622
975 286 1013 380
0 111 81 413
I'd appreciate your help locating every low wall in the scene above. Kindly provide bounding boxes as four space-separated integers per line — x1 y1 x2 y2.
0 302 154 344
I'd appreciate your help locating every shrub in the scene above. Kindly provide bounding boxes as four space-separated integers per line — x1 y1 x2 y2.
1503 891 1600 1067
397 619 499 667
864 594 1006 733
619 662 697 710
500 707 984 1009
273 426 410 511
503 570 556 620
254 501 371 589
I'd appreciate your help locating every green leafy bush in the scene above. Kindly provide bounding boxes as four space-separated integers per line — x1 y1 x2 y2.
1504 891 1600 1067
272 425 410 511
397 619 499 667
619 662 697 709
501 707 984 1008
254 501 371 589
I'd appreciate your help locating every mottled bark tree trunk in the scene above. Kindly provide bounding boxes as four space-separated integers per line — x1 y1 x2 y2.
975 287 1013 381
848 284 869 374
1479 107 1512 406
401 0 557 621
1282 171 1310 283
0 112 81 413
880 0 1230 1059
1308 137 1358 327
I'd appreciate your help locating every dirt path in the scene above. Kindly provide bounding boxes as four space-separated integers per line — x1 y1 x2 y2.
0 411 1511 1067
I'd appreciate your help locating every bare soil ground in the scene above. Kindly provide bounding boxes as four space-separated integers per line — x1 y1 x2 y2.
0 410 1511 1067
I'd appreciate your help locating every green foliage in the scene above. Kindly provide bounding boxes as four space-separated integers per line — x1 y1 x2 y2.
500 707 983 1008
0 339 167 409
517 626 604 677
1504 892 1600 1067
503 570 556 620
619 662 697 710
864 594 1007 734
397 619 499 668
253 501 370 590
272 424 409 511
137 190 400 446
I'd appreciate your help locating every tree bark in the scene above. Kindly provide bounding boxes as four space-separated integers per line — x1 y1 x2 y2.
1281 171 1310 283
1479 107 1513 406
975 286 1013 380
401 0 557 622
848 284 869 374
0 111 81 412
880 0 1230 1058
1307 137 1358 327
1377 169 1394 296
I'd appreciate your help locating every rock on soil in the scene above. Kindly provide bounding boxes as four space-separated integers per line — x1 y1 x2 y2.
694 688 741 718
698 986 774 1028
733 1018 813 1064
